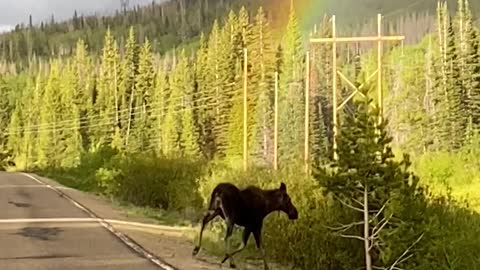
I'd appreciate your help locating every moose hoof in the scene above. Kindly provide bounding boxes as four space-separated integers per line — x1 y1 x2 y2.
192 246 200 256
229 262 236 268
221 255 229 264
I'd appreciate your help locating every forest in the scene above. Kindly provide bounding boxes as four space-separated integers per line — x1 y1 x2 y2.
1 0 480 269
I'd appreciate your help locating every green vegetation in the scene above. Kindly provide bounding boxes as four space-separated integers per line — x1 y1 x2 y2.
1 0 480 269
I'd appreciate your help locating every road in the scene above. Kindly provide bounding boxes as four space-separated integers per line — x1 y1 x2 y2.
0 171 163 270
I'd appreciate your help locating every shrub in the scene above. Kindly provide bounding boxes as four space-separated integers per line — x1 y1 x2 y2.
96 152 205 211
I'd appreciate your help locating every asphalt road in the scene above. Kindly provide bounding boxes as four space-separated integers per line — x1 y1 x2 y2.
0 172 161 270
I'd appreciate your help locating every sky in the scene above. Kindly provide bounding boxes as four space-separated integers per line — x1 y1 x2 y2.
0 0 164 32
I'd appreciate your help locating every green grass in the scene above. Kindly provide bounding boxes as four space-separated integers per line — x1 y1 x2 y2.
20 147 480 270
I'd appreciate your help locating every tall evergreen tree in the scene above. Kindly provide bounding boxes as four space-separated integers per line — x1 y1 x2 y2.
73 39 95 150
310 16 332 166
37 60 62 168
129 38 155 152
278 2 305 164
248 7 276 165
6 100 23 163
59 60 82 168
456 0 480 139
152 58 169 156
121 27 140 150
176 50 200 157
95 29 120 149
194 33 214 158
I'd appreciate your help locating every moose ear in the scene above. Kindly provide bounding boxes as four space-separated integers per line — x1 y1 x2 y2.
280 182 286 191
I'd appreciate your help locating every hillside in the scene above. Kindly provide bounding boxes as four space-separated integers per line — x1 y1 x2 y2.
1 0 479 67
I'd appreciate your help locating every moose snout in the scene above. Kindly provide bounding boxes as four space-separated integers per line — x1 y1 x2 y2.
288 208 298 220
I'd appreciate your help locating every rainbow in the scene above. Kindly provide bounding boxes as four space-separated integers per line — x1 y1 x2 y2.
261 0 329 35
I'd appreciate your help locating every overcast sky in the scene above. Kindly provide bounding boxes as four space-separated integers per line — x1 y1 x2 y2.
0 0 164 31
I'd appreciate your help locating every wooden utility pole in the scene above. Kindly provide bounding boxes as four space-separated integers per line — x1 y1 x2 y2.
243 48 248 172
309 14 404 161
304 51 310 173
331 16 338 161
377 14 383 126
274 71 279 171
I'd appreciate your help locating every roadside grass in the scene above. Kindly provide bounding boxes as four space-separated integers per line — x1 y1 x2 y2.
11 147 480 270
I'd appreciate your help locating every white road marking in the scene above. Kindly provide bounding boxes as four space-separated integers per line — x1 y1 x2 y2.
0 218 100 224
18 173 177 270
0 184 72 190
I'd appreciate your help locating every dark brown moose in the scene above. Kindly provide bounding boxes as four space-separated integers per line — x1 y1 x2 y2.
192 182 298 269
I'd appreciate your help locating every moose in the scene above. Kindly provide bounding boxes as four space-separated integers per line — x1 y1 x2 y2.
192 182 298 269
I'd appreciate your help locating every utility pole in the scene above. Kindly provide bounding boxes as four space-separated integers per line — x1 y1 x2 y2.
309 14 404 161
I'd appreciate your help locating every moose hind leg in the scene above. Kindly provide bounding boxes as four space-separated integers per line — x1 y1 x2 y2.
193 209 219 256
222 227 251 268
253 227 269 270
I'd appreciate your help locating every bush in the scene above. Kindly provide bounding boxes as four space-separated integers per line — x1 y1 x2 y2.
39 146 206 213
98 152 205 211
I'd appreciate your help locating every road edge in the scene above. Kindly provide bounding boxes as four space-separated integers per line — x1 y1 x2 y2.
20 172 178 270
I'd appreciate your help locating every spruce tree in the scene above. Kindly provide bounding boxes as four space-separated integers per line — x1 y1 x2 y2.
278 2 305 164
37 60 62 168
20 76 36 169
310 16 332 166
6 101 23 163
121 27 140 150
205 21 222 156
194 33 214 158
59 60 82 168
316 97 421 269
129 38 155 153
175 50 200 157
248 7 276 165
152 58 169 156
95 29 120 149
457 0 480 137
73 39 94 150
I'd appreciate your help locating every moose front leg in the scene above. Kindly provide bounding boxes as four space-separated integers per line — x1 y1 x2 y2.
253 226 269 270
222 219 235 266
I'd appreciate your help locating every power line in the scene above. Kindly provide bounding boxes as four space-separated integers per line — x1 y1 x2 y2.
6 86 241 133
5 95 246 136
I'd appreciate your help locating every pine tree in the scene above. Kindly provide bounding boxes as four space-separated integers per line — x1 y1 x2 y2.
37 60 62 168
316 98 421 269
28 67 46 167
152 57 170 156
59 60 82 168
433 2 463 151
163 50 194 157
129 38 155 153
310 16 332 166
278 2 305 164
225 61 244 159
204 21 222 156
121 27 140 150
248 7 276 165
456 0 480 138
20 76 36 169
95 29 120 149
6 101 23 163
175 50 200 157
444 16 464 150
194 33 214 158
73 39 95 150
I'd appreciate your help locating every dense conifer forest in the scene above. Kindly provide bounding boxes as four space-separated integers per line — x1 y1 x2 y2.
1 0 480 269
